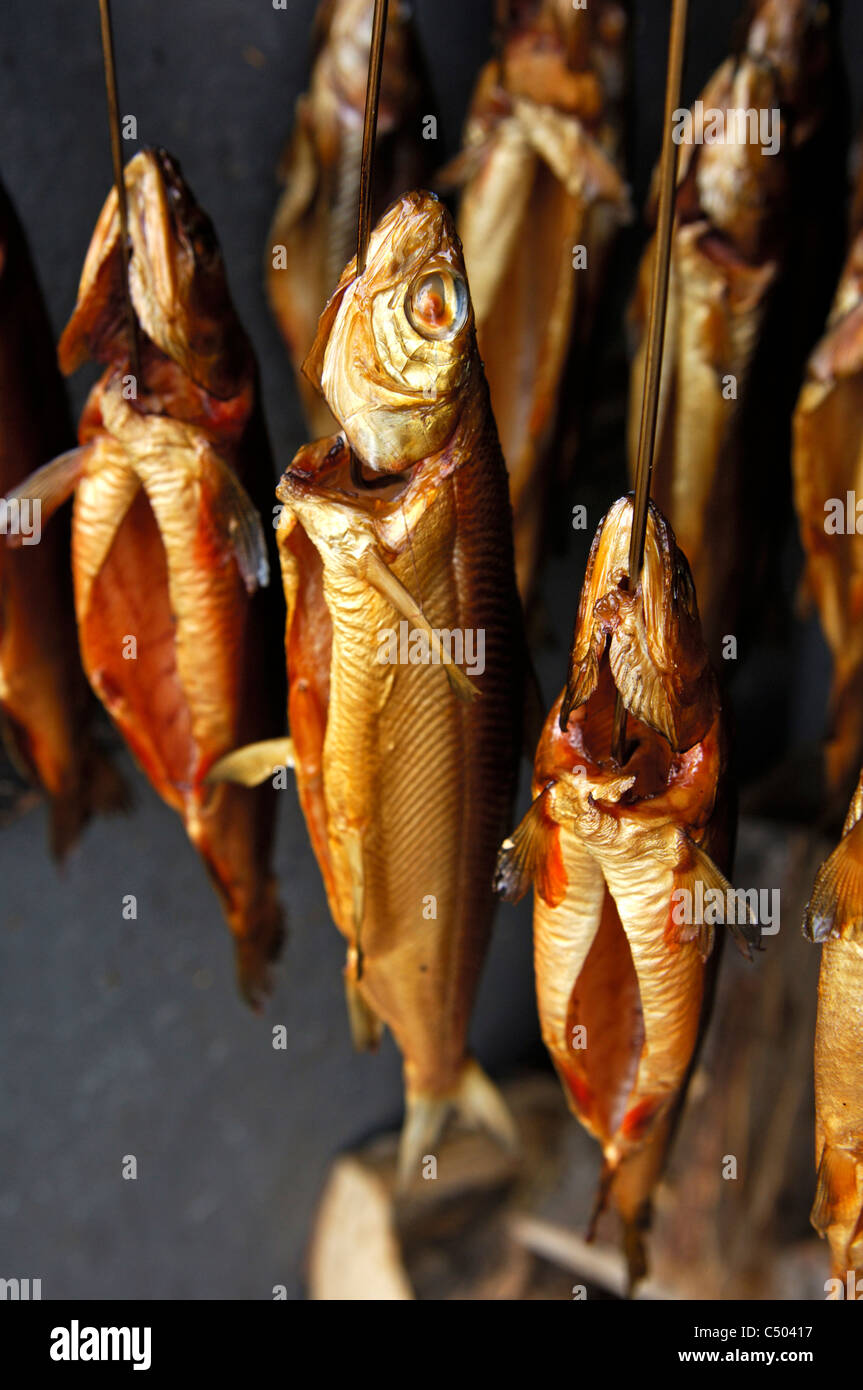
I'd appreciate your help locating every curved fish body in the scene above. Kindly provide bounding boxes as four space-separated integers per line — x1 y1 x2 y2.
9 150 285 1006
442 0 629 600
804 771 863 1290
267 0 432 438
628 0 838 653
793 170 863 802
498 497 752 1285
0 182 126 856
274 192 525 1177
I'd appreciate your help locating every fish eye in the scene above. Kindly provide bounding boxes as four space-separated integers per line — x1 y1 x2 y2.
405 269 468 341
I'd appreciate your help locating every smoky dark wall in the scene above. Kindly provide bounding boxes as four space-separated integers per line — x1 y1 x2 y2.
0 0 860 1301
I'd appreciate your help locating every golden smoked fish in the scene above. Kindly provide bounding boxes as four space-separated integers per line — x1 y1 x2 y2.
227 191 526 1177
793 167 863 803
441 0 629 599
628 0 836 654
8 150 285 1006
267 0 431 438
497 497 755 1284
0 179 126 855
803 771 863 1294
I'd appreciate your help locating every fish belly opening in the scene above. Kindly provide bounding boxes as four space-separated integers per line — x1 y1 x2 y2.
84 487 193 805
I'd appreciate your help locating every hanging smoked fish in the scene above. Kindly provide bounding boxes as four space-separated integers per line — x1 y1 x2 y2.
439 0 629 600
217 190 527 1177
793 160 863 805
0 179 127 855
496 497 757 1285
6 150 285 1006
266 0 432 438
803 772 863 1295
627 0 840 655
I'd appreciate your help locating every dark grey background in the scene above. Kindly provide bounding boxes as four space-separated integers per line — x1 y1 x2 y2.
1 1 860 1301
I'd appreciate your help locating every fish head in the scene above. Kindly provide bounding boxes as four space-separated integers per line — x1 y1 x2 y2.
59 148 247 398
561 496 718 753
303 190 476 472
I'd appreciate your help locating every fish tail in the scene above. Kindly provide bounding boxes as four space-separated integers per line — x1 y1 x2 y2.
232 890 285 1013
811 1143 863 1282
397 1058 518 1187
48 746 131 862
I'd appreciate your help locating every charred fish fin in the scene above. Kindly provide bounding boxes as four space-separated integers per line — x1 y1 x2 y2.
672 838 759 960
206 739 296 788
803 821 863 943
811 1144 859 1238
205 452 270 593
2 446 90 547
495 789 566 907
397 1059 518 1188
344 976 383 1053
356 546 480 703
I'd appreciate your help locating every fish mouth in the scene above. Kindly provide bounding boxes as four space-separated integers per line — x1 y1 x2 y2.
560 496 718 755
59 148 247 400
276 434 411 511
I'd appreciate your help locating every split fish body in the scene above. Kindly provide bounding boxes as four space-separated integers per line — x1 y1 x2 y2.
0 179 126 856
274 191 526 1176
11 150 285 1006
498 497 750 1284
793 165 863 801
628 0 838 653
443 0 629 600
804 771 863 1287
267 0 432 438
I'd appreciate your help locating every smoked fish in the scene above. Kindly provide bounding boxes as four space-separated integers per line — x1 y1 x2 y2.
441 0 629 600
8 150 285 1006
803 770 863 1293
793 163 863 803
628 0 839 654
227 190 526 1177
497 496 755 1285
267 0 431 438
0 178 126 856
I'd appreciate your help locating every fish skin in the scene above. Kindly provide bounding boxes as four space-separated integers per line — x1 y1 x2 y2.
15 149 285 1007
499 497 742 1284
793 179 863 803
266 0 432 438
804 771 863 1286
442 0 629 601
0 179 127 856
627 0 839 655
276 191 525 1174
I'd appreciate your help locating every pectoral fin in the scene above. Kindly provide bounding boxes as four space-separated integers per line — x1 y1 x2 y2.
205 451 270 593
356 546 480 703
804 820 863 943
3 446 91 546
672 837 759 960
495 789 567 907
206 739 296 788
